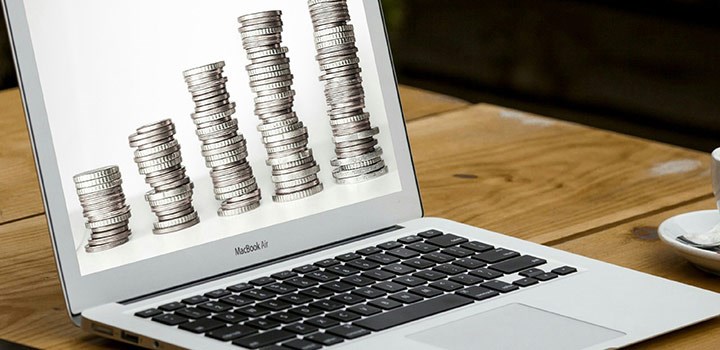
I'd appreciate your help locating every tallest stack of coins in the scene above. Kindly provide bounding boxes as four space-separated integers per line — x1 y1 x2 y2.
238 10 324 202
307 0 388 184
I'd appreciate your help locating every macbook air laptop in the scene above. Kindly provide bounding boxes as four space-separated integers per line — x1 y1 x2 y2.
4 0 720 349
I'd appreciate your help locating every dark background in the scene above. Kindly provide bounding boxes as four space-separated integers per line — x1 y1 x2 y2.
2 1 719 151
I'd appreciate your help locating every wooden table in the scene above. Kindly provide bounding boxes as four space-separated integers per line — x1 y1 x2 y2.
1 86 717 349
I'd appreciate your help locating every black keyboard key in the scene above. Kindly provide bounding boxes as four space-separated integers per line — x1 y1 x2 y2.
204 289 231 299
264 283 298 295
286 277 318 288
378 241 403 250
300 287 333 299
453 258 485 269
197 301 232 313
449 274 484 286
430 280 464 292
342 275 376 287
311 299 345 311
213 312 247 324
403 258 435 269
293 264 319 274
289 306 323 317
368 298 403 310
348 304 382 316
535 272 559 281
220 295 252 307
373 282 406 293
469 268 503 280
489 255 547 274
268 312 302 324
356 246 382 256
331 293 366 305
418 229 443 238
158 302 184 311
182 295 209 305
383 264 416 275
389 292 423 304
271 270 298 280
306 316 339 328
306 271 339 283
345 259 380 271
206 324 257 341
473 248 520 263
336 252 362 262
409 286 443 298
284 339 322 350
258 299 291 312
327 324 371 339
241 289 276 301
442 247 474 258
232 329 295 349
460 241 494 253
520 268 545 277
352 287 387 299
175 307 210 319
398 235 423 244
284 322 318 335
135 308 162 318
552 266 578 276
423 252 455 264
433 264 467 275
482 280 520 293
406 242 439 254
327 310 361 322
315 258 340 268
393 276 427 287
236 305 270 317
456 286 499 301
413 270 447 281
245 318 280 330
387 247 420 259
179 317 225 334
356 294 472 331
513 277 539 287
152 313 188 325
327 265 359 277
426 234 468 248
366 253 400 265
321 281 355 293
279 293 313 305
305 332 344 346
227 282 253 293
250 276 276 286
362 269 396 281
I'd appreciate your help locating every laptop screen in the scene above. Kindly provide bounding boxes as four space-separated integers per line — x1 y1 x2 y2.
19 0 405 277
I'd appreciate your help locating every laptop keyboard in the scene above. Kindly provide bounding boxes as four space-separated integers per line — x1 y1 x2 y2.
133 230 577 349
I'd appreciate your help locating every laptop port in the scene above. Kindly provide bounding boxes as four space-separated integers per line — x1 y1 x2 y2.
120 331 140 344
90 322 113 336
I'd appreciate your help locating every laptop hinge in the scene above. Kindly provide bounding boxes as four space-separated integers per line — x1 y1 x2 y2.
120 224 404 305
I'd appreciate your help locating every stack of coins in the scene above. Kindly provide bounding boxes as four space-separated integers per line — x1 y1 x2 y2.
128 119 200 234
238 10 324 202
182 62 262 216
307 0 388 184
73 166 132 253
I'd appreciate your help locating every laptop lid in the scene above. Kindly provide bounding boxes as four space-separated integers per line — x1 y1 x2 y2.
3 0 421 316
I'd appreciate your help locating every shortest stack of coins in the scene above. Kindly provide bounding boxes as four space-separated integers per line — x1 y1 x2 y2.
128 119 200 234
73 166 131 253
308 0 388 184
238 10 324 202
182 61 262 217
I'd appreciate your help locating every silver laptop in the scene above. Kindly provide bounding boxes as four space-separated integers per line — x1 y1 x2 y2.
5 0 720 349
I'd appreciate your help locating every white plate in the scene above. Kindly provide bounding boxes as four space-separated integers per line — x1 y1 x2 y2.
659 210 720 275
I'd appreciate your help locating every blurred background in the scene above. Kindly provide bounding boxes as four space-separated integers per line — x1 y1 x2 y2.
2 1 719 151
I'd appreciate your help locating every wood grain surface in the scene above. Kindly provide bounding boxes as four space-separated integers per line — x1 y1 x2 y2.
397 85 470 121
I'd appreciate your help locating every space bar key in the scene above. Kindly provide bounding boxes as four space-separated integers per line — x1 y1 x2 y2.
354 294 473 331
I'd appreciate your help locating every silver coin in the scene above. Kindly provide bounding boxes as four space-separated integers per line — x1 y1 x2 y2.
157 206 195 221
271 165 320 183
85 238 129 253
275 179 321 195
206 152 249 168
85 212 132 229
154 211 198 230
331 147 383 166
265 149 313 166
74 172 122 190
90 225 129 238
183 61 225 78
270 154 314 171
266 139 309 156
152 216 200 235
332 127 379 143
218 201 261 217
272 183 323 202
215 182 259 201
147 190 194 207
154 176 192 192
145 183 194 201
274 174 319 189
272 161 317 176
335 165 389 184
85 205 131 222
262 127 307 144
73 166 119 184
214 177 257 195
75 179 122 196
333 160 385 179
88 230 131 246
139 157 183 175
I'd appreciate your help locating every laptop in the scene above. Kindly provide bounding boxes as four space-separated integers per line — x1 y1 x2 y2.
4 0 720 349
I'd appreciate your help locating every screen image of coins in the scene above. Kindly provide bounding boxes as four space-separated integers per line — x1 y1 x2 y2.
183 62 262 216
73 166 132 253
239 10 323 202
308 0 388 184
129 119 199 234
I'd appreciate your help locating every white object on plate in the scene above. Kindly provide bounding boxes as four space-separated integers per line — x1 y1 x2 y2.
681 222 720 246
659 210 720 275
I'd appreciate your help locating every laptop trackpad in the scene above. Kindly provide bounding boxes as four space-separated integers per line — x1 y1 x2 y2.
407 303 625 350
